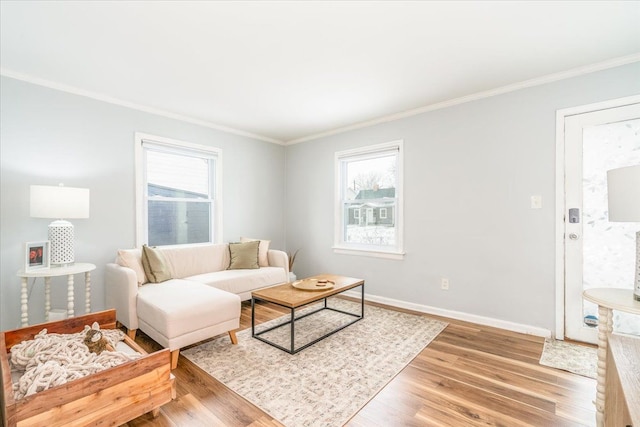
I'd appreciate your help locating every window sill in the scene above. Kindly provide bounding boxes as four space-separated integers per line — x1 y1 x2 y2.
332 246 405 260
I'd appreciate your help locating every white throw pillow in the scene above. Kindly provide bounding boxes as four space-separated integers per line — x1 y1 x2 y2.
116 248 148 286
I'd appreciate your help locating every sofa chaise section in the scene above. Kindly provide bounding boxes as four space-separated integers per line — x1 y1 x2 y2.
105 242 289 368
137 279 240 368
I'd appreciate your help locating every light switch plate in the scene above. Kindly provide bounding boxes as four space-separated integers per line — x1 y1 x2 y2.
530 195 542 209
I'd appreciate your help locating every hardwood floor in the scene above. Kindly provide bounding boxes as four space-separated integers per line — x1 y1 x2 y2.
122 300 596 427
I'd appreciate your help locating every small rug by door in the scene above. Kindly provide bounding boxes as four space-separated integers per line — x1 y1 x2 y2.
182 299 447 427
539 338 597 379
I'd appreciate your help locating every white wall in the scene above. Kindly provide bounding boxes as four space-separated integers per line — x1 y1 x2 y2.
0 76 286 330
284 62 640 335
2 63 639 335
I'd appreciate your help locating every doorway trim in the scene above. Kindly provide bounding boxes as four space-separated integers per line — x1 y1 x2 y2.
554 94 640 340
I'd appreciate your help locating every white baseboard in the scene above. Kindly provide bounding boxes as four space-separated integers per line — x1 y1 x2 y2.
342 290 552 338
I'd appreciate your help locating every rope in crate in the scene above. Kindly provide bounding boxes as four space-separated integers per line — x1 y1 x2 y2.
10 323 141 399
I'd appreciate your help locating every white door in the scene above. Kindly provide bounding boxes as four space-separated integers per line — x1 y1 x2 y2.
563 102 640 343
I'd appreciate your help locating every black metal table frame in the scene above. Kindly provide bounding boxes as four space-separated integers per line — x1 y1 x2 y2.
251 283 364 354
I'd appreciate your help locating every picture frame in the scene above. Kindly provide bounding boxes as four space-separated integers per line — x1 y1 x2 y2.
25 241 50 271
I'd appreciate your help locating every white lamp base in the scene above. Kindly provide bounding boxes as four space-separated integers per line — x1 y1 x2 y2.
48 219 75 265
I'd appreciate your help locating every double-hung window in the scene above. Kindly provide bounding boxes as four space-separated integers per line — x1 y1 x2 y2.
135 133 222 247
335 140 404 259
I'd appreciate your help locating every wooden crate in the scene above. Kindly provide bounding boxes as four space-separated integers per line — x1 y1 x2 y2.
1 310 174 427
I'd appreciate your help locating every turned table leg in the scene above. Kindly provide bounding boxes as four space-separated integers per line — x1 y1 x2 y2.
85 271 91 313
595 305 613 427
45 277 51 321
67 273 75 318
21 277 28 326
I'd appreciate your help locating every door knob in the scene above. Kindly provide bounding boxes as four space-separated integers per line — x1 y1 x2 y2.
569 233 579 240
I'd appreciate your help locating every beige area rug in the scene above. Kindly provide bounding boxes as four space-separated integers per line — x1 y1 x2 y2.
539 338 597 379
182 299 447 427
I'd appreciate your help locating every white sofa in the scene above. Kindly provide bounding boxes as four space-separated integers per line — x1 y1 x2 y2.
105 243 289 368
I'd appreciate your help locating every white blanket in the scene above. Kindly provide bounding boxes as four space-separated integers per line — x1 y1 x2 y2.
10 325 141 399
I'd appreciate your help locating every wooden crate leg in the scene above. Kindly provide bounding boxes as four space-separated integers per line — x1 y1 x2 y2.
151 407 161 418
229 330 238 344
170 349 179 369
127 328 137 340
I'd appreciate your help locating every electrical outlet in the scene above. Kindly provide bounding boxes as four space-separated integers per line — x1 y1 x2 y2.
441 277 449 290
530 195 542 209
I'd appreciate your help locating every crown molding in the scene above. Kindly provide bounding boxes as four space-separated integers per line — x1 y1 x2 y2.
286 53 640 145
3 52 639 147
0 68 285 145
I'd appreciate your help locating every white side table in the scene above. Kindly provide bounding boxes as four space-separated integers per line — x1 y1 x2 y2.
17 262 96 326
583 288 640 427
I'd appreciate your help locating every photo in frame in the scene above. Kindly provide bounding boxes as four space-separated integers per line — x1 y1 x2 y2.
25 241 50 271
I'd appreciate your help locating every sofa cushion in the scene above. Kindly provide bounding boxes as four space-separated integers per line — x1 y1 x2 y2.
228 241 260 270
159 243 229 279
186 267 286 295
116 248 147 286
141 245 172 283
240 237 270 267
137 279 240 339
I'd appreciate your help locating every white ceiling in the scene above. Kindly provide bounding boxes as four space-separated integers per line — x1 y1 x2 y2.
1 1 639 144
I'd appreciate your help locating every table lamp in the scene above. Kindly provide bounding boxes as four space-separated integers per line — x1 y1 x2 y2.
607 165 640 301
30 184 90 266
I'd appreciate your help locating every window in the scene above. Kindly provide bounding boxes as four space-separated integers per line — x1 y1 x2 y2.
135 133 222 247
335 140 404 259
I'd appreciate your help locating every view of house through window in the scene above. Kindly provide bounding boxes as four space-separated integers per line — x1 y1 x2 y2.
137 135 220 247
336 141 403 256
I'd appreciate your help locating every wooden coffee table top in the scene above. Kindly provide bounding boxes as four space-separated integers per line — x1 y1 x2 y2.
251 273 364 308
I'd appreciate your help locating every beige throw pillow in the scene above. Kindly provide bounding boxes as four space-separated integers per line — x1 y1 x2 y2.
141 245 172 283
228 240 260 270
240 237 270 267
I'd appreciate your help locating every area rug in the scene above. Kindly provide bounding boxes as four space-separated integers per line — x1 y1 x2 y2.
182 299 447 427
539 338 597 379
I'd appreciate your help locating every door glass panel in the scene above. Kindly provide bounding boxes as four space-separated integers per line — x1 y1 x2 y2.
582 118 640 335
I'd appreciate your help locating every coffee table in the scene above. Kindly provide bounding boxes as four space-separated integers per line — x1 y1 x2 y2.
251 274 364 354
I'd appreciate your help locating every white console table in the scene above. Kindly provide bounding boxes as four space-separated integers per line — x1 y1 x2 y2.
583 288 640 427
17 263 96 326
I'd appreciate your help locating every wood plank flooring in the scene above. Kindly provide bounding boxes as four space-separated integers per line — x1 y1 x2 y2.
122 300 596 427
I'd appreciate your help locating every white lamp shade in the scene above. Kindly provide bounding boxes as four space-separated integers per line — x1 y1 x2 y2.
30 185 90 219
607 165 640 222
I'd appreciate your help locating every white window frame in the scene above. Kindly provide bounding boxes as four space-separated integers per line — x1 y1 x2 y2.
334 140 404 260
380 207 388 219
134 132 223 247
